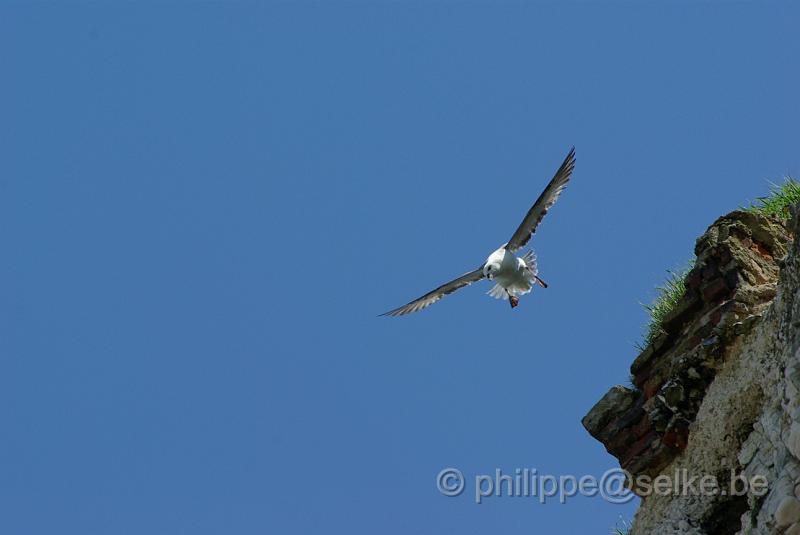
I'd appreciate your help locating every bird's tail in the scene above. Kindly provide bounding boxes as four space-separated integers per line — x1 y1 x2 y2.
523 250 547 288
487 283 509 300
521 250 538 275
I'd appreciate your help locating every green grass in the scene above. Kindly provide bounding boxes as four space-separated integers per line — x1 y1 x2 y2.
637 263 693 351
611 517 632 535
744 177 800 220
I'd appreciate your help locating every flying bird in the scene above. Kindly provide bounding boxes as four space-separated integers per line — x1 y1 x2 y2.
380 147 576 317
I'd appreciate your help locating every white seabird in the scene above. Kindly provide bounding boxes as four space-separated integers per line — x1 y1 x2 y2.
380 147 576 317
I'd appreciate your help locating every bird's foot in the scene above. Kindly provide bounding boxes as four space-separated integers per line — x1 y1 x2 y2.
509 295 519 308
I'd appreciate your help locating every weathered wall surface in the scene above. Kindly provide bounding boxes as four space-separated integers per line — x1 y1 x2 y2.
583 207 800 534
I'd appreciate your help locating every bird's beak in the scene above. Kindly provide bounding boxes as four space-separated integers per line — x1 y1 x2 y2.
487 274 493 281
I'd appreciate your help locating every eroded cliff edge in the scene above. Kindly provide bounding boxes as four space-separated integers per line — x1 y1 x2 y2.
583 207 800 534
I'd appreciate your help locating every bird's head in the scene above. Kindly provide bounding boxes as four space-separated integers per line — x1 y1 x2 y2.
483 262 500 281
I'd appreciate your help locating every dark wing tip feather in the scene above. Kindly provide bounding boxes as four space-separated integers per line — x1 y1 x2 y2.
506 147 576 251
379 267 485 317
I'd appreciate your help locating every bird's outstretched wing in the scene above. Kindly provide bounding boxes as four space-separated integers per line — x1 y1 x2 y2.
505 147 576 252
380 267 485 317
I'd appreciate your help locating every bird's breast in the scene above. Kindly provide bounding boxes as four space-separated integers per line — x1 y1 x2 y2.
492 254 522 284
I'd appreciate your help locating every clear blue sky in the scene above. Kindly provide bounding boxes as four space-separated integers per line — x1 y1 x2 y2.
2 2 798 534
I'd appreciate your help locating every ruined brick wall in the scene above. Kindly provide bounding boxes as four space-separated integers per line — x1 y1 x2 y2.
583 207 800 534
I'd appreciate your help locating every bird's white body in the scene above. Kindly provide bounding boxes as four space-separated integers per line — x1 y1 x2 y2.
483 246 539 300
